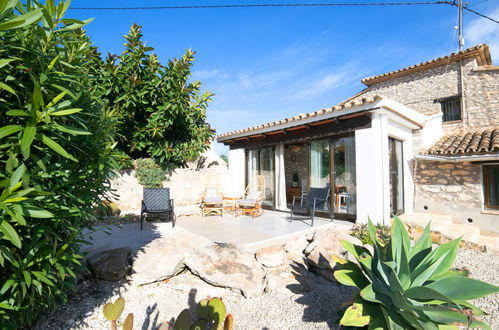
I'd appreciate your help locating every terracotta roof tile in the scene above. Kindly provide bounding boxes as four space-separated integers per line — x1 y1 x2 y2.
428 128 499 155
362 44 493 86
216 95 380 140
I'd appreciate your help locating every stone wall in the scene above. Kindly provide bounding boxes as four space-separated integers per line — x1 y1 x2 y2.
283 144 308 188
110 148 230 216
414 160 498 234
352 58 499 139
415 161 481 208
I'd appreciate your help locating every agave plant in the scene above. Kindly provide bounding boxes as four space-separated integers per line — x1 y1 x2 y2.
333 216 499 329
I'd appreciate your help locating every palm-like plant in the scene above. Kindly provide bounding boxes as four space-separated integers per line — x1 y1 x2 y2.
333 216 499 329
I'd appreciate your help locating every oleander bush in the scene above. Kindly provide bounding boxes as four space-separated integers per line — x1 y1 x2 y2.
333 217 499 329
0 1 119 327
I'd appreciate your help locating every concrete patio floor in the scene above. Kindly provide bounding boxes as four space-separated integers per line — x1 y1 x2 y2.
176 210 354 249
81 210 354 256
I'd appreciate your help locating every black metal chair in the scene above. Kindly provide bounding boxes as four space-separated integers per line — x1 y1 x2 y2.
290 187 330 226
140 188 175 230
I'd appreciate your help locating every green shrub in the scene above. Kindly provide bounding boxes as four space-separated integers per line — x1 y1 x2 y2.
351 222 391 246
135 158 167 188
333 217 499 329
0 1 118 327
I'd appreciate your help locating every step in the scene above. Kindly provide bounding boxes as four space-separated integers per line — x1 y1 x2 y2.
399 212 453 229
399 213 491 253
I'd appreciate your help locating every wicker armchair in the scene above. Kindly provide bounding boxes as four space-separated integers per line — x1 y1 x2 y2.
201 185 224 218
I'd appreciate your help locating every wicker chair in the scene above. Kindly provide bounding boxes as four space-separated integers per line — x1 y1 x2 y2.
140 188 175 230
238 175 265 218
201 185 224 218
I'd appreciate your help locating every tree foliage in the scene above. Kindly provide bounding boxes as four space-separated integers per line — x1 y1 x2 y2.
0 1 119 327
93 24 215 168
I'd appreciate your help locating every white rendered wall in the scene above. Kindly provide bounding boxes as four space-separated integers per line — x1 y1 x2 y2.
355 113 386 224
228 148 245 196
355 110 417 225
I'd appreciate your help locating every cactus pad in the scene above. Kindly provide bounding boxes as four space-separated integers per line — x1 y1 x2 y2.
207 297 226 323
123 313 134 330
102 297 125 321
174 309 192 330
223 314 234 330
189 318 207 330
197 298 210 320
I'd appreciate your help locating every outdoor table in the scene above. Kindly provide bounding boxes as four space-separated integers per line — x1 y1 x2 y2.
223 196 240 216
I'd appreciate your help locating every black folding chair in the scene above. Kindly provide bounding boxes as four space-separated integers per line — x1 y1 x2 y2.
140 188 175 230
290 187 330 226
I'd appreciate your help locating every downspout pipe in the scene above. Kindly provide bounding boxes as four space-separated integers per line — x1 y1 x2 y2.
415 154 499 162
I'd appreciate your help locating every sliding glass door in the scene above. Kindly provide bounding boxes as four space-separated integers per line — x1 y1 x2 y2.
331 136 356 217
389 137 404 215
246 147 275 208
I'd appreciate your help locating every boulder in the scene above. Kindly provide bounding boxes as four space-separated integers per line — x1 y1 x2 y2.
184 242 266 297
283 234 310 257
87 247 132 281
255 245 287 268
304 227 362 282
131 230 208 285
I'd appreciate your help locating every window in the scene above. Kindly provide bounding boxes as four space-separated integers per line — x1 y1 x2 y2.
483 165 499 210
435 95 461 122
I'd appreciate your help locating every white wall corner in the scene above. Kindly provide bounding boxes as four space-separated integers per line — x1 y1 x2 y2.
228 148 245 196
355 113 386 225
421 114 443 150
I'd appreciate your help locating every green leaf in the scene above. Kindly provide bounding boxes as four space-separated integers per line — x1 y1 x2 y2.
0 81 16 95
0 125 22 139
23 271 32 287
9 164 25 189
6 110 30 117
50 108 83 116
0 8 43 31
23 206 54 218
405 286 456 305
426 277 499 300
334 269 370 289
53 123 91 136
39 134 77 161
340 303 371 327
21 126 36 159
44 90 67 110
0 220 21 248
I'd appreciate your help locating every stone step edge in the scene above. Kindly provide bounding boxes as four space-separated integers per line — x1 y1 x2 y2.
405 223 488 253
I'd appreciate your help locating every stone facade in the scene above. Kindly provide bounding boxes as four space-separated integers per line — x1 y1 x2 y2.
414 161 481 209
351 50 499 233
353 58 499 139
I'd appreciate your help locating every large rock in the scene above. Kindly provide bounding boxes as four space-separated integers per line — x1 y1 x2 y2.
87 247 132 281
131 230 209 285
255 245 287 268
284 234 310 257
184 242 266 297
304 227 361 281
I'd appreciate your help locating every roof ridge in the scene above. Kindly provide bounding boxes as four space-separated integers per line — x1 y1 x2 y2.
362 44 492 87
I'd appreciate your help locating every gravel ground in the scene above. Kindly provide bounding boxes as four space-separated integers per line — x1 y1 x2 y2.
34 248 498 330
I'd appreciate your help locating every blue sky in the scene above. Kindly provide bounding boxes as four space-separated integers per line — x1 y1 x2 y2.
69 0 499 155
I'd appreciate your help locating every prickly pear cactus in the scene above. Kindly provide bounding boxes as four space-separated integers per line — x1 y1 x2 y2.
103 297 125 321
223 314 234 330
197 298 210 320
174 309 192 330
190 318 207 330
207 297 226 323
123 313 134 330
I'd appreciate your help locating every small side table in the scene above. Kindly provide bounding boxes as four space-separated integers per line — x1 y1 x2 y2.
223 196 240 216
